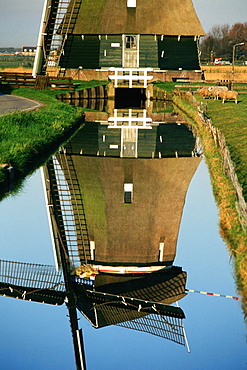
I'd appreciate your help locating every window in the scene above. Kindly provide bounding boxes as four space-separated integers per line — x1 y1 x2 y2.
125 36 137 49
124 183 133 203
127 0 136 7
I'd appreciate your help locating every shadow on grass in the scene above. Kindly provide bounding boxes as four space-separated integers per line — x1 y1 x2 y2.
0 84 15 95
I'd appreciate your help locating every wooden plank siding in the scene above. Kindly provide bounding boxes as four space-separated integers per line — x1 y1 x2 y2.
59 34 199 70
99 126 122 157
139 35 159 69
137 127 157 158
158 36 200 70
60 35 100 69
99 36 122 68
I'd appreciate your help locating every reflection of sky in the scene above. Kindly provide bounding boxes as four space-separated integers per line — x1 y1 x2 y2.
0 160 246 369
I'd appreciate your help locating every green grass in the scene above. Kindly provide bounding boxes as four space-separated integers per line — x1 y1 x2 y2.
155 82 247 202
152 81 177 92
197 93 247 200
0 103 82 169
0 87 86 198
0 80 109 197
73 79 108 90
0 56 34 69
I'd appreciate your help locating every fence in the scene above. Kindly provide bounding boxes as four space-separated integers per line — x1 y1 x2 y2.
0 72 75 90
177 90 247 227
108 67 153 88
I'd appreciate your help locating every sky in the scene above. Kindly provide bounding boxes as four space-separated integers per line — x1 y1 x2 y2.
0 0 247 47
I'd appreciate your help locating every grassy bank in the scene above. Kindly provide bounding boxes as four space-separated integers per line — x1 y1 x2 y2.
158 86 247 317
0 80 108 196
204 95 247 200
0 87 86 198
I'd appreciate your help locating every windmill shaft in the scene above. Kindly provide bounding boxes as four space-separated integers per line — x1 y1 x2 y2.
67 306 86 370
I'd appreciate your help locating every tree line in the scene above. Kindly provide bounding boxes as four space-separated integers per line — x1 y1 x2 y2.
199 22 247 64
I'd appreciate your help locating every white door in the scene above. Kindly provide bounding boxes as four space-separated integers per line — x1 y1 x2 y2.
121 127 138 158
123 35 139 68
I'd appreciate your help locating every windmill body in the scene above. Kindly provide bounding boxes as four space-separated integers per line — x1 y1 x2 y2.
33 0 205 76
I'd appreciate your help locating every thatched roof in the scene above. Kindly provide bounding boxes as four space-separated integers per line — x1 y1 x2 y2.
71 156 201 264
63 0 205 36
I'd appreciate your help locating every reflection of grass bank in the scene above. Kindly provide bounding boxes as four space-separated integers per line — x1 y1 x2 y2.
169 92 247 318
0 88 85 199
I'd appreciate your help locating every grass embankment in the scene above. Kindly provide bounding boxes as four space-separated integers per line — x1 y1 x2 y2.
156 82 247 315
205 96 247 201
0 82 106 198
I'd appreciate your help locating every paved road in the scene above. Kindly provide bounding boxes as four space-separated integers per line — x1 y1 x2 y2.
0 93 42 115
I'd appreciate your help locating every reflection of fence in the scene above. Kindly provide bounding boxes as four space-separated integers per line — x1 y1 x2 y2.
108 109 152 128
178 91 247 227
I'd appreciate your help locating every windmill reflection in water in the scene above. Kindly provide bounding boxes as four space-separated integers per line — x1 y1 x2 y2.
0 100 202 369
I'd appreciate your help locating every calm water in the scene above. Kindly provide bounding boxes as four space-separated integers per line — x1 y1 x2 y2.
0 158 246 369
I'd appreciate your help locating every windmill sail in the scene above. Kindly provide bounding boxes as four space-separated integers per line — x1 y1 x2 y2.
0 259 65 305
72 266 187 345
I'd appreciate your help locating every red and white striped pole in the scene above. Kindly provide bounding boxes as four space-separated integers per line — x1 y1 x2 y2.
186 289 239 300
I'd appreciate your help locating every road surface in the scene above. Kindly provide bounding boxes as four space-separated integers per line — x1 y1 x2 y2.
0 93 42 115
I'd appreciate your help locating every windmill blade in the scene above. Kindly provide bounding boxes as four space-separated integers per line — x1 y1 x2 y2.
43 154 91 270
0 259 65 305
0 282 65 305
0 260 87 368
76 288 186 346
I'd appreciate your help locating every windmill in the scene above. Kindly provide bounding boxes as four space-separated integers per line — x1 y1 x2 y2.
33 0 205 77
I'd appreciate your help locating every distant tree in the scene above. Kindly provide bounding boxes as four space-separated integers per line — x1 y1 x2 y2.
228 23 247 62
199 23 247 64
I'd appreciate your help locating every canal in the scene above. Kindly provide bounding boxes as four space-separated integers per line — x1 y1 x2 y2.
0 158 245 369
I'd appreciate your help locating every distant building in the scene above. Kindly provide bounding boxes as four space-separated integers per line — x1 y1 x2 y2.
22 46 36 57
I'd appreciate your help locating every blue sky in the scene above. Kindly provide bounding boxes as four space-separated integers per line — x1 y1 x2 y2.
0 0 247 47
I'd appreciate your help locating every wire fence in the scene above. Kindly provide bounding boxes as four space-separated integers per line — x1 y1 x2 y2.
175 90 247 228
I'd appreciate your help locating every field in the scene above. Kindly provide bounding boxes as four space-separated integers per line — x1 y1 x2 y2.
0 55 34 70
205 94 247 199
